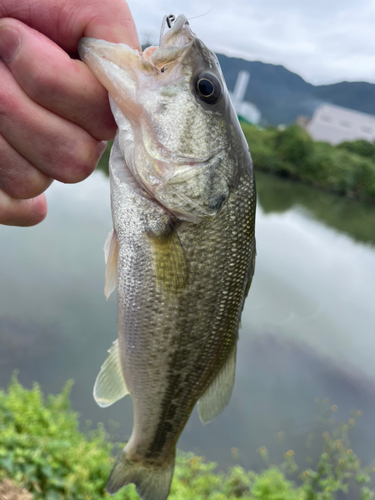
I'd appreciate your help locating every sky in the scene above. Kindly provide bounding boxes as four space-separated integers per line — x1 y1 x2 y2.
129 0 375 86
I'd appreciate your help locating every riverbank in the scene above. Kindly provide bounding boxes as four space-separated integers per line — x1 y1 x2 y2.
0 378 373 500
241 122 375 203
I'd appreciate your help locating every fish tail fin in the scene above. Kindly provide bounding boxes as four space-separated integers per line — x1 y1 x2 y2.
106 447 175 500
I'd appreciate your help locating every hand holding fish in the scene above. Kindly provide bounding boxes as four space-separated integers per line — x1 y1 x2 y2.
0 0 139 226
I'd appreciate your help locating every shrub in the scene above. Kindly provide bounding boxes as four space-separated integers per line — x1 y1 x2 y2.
337 140 375 161
0 376 115 500
241 124 290 175
273 125 314 172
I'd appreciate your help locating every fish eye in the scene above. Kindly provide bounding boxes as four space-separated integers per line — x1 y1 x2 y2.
194 72 222 105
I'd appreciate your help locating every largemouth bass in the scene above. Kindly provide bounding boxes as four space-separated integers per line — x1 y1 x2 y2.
79 13 256 500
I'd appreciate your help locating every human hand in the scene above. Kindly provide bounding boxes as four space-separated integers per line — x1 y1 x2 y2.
0 0 140 226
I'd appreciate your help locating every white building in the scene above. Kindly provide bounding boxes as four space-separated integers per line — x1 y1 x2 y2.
229 71 261 125
306 103 375 145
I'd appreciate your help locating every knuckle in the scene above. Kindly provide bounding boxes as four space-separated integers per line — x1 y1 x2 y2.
58 139 101 183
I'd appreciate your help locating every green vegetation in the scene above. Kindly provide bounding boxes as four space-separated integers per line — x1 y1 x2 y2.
337 140 375 161
1 377 374 499
241 123 375 203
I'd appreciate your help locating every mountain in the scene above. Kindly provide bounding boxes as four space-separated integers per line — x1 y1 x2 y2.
217 54 375 126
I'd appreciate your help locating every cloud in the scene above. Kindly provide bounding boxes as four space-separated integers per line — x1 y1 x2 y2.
129 0 375 85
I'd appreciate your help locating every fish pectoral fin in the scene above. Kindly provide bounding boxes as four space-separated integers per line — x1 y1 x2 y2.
197 344 237 425
148 225 188 293
93 339 129 408
104 228 118 300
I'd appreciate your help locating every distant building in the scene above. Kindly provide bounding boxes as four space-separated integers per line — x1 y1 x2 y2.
229 71 261 125
304 104 375 145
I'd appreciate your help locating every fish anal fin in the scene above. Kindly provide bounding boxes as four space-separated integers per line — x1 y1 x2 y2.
198 344 237 425
104 229 118 300
148 226 188 294
106 447 175 500
94 340 129 408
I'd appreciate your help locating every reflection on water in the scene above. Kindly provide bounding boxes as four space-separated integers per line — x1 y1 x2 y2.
256 171 375 247
1 170 375 473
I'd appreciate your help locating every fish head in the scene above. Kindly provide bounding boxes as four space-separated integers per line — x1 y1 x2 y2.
79 15 240 222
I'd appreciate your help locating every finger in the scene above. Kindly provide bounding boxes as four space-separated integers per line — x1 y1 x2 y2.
0 19 116 141
0 189 47 226
0 134 53 199
0 0 140 51
0 60 105 184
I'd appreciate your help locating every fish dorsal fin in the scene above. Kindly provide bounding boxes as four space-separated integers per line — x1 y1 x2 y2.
104 229 118 300
198 344 237 425
148 226 188 294
93 340 129 408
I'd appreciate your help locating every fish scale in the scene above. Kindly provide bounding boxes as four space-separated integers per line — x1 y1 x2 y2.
79 13 256 500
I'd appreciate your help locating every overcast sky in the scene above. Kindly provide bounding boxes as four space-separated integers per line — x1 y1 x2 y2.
129 0 375 86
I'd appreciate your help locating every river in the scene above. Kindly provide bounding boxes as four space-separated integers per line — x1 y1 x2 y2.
1 169 375 473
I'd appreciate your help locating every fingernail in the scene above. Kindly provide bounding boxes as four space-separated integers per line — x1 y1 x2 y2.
0 27 20 63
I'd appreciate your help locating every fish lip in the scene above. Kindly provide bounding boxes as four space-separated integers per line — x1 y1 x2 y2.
159 14 194 48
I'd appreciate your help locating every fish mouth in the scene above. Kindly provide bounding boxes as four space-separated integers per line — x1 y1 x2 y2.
159 14 193 48
144 14 195 71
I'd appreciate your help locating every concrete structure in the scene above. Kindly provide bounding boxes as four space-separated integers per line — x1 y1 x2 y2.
229 70 261 125
306 103 375 145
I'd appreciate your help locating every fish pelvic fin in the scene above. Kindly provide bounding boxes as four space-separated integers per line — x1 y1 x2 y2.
106 447 175 500
93 340 129 408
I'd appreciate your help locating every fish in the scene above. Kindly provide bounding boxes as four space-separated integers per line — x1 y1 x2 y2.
78 13 256 500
